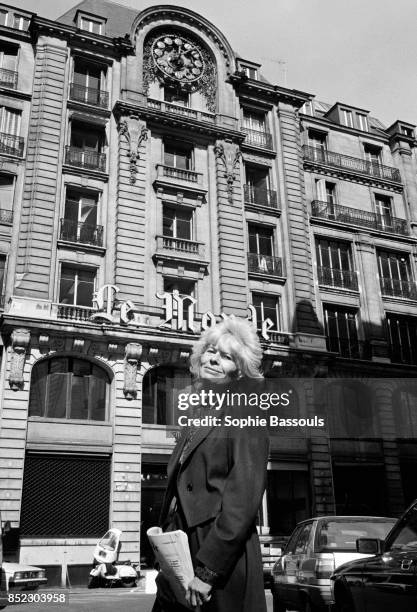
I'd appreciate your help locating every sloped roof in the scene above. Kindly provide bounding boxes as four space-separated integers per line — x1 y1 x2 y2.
58 0 139 38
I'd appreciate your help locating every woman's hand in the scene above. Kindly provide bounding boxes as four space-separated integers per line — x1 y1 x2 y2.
186 576 212 607
155 571 176 605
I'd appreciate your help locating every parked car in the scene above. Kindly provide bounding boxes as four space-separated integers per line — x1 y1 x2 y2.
0 514 47 609
271 515 396 612
331 499 417 612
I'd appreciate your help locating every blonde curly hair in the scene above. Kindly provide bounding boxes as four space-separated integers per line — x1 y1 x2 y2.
189 315 263 379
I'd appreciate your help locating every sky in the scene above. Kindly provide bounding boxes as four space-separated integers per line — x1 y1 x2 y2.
12 0 417 126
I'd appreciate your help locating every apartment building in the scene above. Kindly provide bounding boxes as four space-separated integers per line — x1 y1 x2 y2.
0 0 415 585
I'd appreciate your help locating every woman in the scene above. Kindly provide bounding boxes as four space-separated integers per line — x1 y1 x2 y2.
152 316 269 612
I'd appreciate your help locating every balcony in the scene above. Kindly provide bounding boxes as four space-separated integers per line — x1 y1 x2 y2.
243 185 278 209
65 147 106 172
311 200 409 236
0 132 24 157
248 253 283 276
156 235 204 257
318 266 358 291
0 68 17 89
69 83 108 108
60 218 103 247
243 128 273 149
147 98 215 124
56 304 93 322
380 277 417 300
156 164 201 184
303 145 401 183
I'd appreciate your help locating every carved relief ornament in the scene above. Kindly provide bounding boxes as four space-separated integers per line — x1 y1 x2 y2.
214 142 242 204
118 115 148 184
123 342 142 400
9 328 30 391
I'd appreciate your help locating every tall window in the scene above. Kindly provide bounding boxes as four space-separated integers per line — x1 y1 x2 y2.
0 174 14 212
28 357 110 420
315 180 336 217
59 266 95 307
323 304 359 358
245 165 270 195
0 254 6 297
316 239 356 289
308 130 327 162
252 294 280 330
163 277 195 296
377 250 414 299
0 44 18 88
72 59 106 105
341 109 353 128
164 142 192 170
0 106 20 135
375 194 392 229
164 86 189 106
163 206 192 240
243 110 266 132
70 124 104 153
240 65 258 79
386 314 417 365
62 191 99 245
248 225 277 275
13 14 30 31
364 144 382 177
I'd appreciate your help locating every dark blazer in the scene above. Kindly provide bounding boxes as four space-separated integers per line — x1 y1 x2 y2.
157 381 269 611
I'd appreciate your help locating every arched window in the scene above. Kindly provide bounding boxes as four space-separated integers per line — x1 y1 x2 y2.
29 357 110 421
142 366 191 425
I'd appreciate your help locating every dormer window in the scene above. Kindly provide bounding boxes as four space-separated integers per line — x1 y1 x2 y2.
238 60 260 80
242 65 257 79
357 113 369 132
341 109 354 128
77 12 105 35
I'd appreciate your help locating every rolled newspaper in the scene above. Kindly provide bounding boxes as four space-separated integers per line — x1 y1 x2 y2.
147 526 195 609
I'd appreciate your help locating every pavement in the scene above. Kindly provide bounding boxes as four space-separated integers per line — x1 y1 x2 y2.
4 587 276 611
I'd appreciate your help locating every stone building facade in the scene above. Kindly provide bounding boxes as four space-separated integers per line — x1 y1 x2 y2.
0 0 416 585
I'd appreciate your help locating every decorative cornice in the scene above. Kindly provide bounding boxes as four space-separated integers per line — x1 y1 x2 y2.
303 159 404 193
229 72 311 108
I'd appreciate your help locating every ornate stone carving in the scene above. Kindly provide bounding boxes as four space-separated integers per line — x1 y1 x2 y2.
72 338 85 352
118 116 148 184
143 32 217 113
123 343 142 400
9 328 30 391
214 142 242 204
38 334 50 353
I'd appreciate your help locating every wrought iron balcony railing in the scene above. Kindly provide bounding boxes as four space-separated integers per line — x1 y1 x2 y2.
65 147 106 172
156 235 204 256
243 128 273 149
60 218 104 247
318 266 358 290
0 68 17 89
69 83 109 108
57 304 93 322
147 98 215 123
157 164 201 184
0 209 13 223
380 277 417 300
247 253 283 276
243 185 278 209
303 145 401 182
0 132 24 157
311 200 409 236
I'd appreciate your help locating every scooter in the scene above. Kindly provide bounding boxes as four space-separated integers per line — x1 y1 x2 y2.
88 528 139 588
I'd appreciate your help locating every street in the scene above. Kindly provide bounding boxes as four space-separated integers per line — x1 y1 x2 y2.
4 588 276 612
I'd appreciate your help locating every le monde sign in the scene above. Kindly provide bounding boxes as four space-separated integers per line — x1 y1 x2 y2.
91 284 276 340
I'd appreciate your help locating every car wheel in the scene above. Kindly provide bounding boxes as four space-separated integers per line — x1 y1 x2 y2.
272 594 287 612
121 579 136 588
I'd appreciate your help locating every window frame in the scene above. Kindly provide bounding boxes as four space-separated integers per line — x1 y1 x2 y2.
248 223 275 257
357 113 369 132
58 264 97 307
163 140 194 170
323 304 360 358
341 109 354 128
251 293 281 330
78 14 105 35
162 204 193 241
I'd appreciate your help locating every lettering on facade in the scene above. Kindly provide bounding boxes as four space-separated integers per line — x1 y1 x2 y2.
90 285 276 340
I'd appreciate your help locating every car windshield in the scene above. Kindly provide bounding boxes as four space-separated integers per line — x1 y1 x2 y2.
317 519 395 552
389 505 417 552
